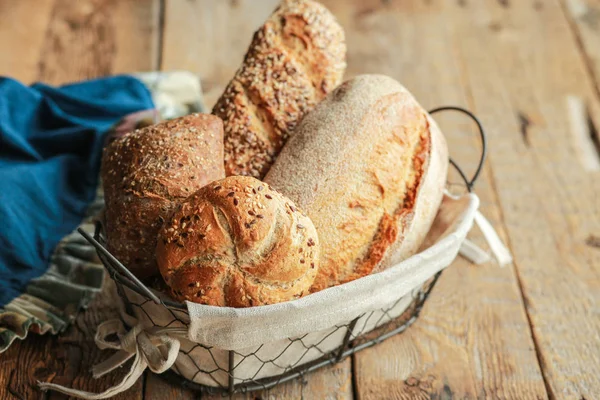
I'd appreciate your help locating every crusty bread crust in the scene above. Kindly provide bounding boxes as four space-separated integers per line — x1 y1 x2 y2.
101 114 225 279
156 176 319 307
379 114 448 269
264 75 448 292
213 0 346 179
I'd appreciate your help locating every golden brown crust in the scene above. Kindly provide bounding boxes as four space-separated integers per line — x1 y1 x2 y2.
264 75 448 292
156 176 320 307
101 114 225 279
213 0 346 179
336 130 431 286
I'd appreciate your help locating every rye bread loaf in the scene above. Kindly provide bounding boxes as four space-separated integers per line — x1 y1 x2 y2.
156 176 319 307
212 0 346 179
101 114 225 279
264 75 448 292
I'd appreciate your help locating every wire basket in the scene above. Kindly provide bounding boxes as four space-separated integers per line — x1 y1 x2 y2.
79 106 486 396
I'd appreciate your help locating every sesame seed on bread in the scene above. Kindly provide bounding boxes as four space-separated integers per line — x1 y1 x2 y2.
213 0 346 179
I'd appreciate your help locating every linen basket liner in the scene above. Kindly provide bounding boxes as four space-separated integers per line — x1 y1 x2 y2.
39 192 490 398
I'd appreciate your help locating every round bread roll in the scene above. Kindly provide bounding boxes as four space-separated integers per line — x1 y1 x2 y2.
156 176 319 307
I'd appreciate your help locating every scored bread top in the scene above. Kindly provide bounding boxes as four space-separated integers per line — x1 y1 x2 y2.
213 0 346 179
265 75 448 292
156 176 320 307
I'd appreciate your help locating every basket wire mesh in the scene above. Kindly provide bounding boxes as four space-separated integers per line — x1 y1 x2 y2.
79 106 486 396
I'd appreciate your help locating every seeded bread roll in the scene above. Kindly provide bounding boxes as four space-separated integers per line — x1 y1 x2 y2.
102 114 225 279
265 75 449 292
213 0 346 179
156 176 319 307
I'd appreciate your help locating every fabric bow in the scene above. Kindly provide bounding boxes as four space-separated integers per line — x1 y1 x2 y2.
38 307 183 399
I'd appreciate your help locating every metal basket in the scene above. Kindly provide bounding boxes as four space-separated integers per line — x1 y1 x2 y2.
79 106 486 396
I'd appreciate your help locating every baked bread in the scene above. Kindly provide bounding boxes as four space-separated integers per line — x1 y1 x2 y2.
265 75 449 292
156 176 319 307
213 0 346 179
101 114 225 279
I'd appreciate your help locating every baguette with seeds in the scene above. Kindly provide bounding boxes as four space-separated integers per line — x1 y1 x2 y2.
213 0 346 179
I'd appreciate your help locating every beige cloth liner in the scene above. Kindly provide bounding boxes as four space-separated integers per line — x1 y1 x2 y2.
39 193 484 398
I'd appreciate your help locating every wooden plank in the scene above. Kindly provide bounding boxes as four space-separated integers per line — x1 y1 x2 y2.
161 0 280 108
561 0 600 98
293 362 353 400
0 0 55 82
317 0 549 398
111 0 162 74
0 279 144 400
45 279 144 400
144 373 195 400
200 362 352 400
160 1 354 399
562 0 600 166
0 0 159 399
447 0 600 398
0 0 160 83
37 0 159 86
2 1 596 400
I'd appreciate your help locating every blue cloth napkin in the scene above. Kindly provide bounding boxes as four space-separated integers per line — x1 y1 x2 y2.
0 76 154 306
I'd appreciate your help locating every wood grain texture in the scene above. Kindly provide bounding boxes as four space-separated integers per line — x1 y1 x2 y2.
319 0 549 398
45 280 143 400
561 0 600 165
144 373 195 400
0 279 143 400
0 0 55 82
2 0 599 399
0 0 159 399
561 0 600 96
201 362 352 400
37 0 159 85
111 0 162 73
161 0 280 108
447 0 600 398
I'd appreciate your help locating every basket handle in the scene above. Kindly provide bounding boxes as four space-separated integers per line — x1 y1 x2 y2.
429 106 487 192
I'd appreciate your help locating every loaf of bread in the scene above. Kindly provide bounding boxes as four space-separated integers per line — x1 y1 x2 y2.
265 75 449 292
156 176 319 307
213 0 346 179
101 114 225 279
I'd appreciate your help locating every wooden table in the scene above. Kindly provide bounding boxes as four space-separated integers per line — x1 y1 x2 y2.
1 0 599 398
